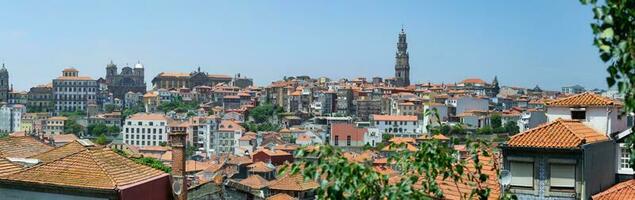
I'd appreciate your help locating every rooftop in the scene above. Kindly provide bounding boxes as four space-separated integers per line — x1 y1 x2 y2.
506 119 609 149
546 92 618 107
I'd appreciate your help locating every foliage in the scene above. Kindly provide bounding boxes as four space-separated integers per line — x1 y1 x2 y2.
476 126 493 135
158 96 198 113
283 139 496 199
87 123 121 136
60 111 86 119
493 126 508 134
104 104 118 113
248 103 281 123
581 0 635 171
114 148 172 173
186 143 197 158
123 104 145 119
134 157 172 173
95 134 108 145
64 119 83 135
159 141 168 147
490 114 502 129
244 121 281 132
504 121 520 135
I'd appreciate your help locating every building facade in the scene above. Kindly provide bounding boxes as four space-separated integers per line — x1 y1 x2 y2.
104 61 147 100
122 113 169 147
52 68 98 113
151 67 232 90
27 84 53 112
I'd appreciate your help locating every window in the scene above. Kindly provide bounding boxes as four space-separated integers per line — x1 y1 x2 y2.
334 136 339 146
550 164 575 190
571 110 586 120
510 161 534 188
346 136 351 146
621 146 632 170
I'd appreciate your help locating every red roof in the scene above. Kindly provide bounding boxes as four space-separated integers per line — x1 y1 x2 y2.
330 123 366 142
592 180 635 200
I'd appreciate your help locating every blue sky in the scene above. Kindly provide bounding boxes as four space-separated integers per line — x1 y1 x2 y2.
0 1 605 91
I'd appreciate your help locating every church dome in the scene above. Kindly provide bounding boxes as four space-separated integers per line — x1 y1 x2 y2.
134 61 144 69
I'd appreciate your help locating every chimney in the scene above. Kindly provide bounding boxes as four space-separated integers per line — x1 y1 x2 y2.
169 125 188 200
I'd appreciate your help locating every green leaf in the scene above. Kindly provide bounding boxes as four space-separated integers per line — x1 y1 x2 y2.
600 28 614 39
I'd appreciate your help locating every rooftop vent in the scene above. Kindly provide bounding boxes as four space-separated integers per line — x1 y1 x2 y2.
77 139 95 147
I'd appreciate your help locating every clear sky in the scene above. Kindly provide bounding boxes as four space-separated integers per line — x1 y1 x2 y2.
0 1 605 91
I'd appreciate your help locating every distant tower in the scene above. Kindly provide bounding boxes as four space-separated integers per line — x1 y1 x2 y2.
394 27 410 87
106 60 117 82
133 60 145 85
491 76 500 97
0 63 9 102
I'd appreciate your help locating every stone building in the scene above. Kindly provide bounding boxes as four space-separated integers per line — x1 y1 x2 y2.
52 68 98 113
151 67 232 90
394 28 411 87
104 61 146 100
0 63 9 103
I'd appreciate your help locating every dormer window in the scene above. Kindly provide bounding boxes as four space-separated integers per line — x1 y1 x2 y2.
571 108 586 120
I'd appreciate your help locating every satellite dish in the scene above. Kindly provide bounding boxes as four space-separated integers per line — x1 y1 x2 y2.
499 169 512 187
172 176 183 195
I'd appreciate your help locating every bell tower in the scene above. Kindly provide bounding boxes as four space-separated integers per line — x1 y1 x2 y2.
394 27 410 87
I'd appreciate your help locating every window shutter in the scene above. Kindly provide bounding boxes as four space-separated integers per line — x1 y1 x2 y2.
550 164 575 188
510 162 533 187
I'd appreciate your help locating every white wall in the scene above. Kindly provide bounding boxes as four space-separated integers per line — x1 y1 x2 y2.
456 97 489 115
546 106 627 135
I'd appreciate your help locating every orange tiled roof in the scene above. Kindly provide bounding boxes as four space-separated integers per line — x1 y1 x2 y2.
1 142 166 190
268 174 319 191
267 193 297 200
0 136 53 158
248 161 274 173
186 160 214 173
592 179 635 200
239 174 269 189
128 113 168 121
30 141 86 163
436 153 500 200
0 157 22 177
417 134 450 140
371 114 418 121
219 120 245 132
507 119 609 149
546 92 618 107
389 137 417 144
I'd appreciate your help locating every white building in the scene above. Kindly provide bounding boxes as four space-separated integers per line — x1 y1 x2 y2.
545 92 631 179
545 92 626 135
186 116 219 158
214 120 244 155
370 114 422 138
447 96 489 116
364 128 382 147
122 113 169 147
517 109 547 132
0 105 22 133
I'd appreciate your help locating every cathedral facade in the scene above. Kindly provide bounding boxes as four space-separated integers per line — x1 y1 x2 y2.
105 61 147 99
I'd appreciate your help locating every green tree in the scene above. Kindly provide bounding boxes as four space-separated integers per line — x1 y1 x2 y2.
104 104 117 113
249 103 277 123
504 121 520 135
476 126 493 135
284 139 495 199
581 0 635 170
64 119 83 135
95 133 108 145
490 114 502 129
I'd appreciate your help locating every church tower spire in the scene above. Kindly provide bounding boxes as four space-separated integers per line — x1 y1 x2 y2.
394 27 410 87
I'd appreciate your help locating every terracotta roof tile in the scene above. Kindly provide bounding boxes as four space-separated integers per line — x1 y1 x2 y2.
248 161 275 173
128 113 168 121
0 157 22 177
507 119 608 149
269 174 319 191
546 92 618 107
371 114 418 121
436 153 500 200
267 193 297 200
239 175 270 189
1 144 166 190
0 136 53 158
592 179 635 200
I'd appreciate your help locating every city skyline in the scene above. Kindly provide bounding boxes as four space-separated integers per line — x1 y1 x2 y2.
1 1 605 91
